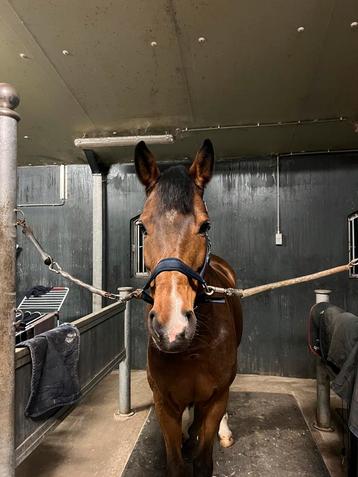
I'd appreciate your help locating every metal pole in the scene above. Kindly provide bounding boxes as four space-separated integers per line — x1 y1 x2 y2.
116 287 135 418
92 173 103 312
314 289 331 304
0 83 20 477
314 289 334 432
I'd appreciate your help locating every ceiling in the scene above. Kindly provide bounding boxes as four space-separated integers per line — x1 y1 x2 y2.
1 0 358 165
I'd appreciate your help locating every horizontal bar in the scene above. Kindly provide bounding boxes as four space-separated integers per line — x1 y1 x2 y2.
19 302 65 305
19 307 61 310
15 302 125 370
20 298 65 302
19 293 68 298
74 134 174 149
181 116 347 133
20 299 67 302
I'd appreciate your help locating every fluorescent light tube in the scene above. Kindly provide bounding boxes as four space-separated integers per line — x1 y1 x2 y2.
74 134 174 149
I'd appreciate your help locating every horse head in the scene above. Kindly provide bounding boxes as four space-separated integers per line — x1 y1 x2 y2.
134 139 214 353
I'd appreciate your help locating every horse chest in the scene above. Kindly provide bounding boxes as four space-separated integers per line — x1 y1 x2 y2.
148 349 236 405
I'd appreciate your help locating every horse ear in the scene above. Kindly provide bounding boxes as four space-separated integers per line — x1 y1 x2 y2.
134 141 160 191
189 139 214 190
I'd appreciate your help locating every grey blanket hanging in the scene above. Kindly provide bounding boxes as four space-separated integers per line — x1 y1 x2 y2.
17 323 81 418
310 302 358 437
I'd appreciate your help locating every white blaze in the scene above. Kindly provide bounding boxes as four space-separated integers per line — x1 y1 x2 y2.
167 275 186 343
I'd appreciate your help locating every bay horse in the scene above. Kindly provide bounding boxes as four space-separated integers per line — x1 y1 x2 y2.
134 139 243 477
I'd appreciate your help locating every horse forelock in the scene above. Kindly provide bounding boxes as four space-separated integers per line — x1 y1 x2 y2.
155 165 194 214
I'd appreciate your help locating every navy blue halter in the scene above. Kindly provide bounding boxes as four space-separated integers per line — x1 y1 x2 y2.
141 237 225 306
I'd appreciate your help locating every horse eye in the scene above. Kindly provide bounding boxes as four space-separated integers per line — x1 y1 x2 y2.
198 221 211 235
136 220 147 236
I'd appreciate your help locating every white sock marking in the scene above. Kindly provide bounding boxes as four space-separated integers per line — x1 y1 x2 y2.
218 412 232 440
182 406 194 440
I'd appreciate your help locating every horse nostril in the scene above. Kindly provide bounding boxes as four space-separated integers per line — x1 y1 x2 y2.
185 310 194 321
149 312 162 339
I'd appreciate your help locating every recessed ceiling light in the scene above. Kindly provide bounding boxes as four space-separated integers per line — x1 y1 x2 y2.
351 21 358 28
198 36 206 43
19 53 29 59
297 26 305 33
62 49 70 56
23 135 29 139
150 41 158 47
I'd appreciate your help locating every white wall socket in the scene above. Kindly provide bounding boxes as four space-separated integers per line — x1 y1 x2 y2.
275 232 283 246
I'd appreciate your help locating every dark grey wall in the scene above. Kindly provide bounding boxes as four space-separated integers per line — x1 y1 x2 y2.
208 155 358 377
17 153 358 378
17 165 92 322
106 154 358 377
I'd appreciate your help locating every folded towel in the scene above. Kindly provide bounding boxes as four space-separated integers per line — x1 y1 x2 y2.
25 285 52 298
17 323 81 418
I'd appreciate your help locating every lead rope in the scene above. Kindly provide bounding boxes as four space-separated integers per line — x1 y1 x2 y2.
15 210 142 303
15 209 358 304
205 260 358 299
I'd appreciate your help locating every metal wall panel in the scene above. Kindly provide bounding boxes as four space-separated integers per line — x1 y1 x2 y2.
106 154 358 377
209 155 358 377
17 154 358 377
16 165 93 322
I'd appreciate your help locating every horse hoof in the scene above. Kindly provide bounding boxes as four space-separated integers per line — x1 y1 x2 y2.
219 435 234 448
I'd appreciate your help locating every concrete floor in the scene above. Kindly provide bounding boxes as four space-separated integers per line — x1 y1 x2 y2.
16 371 345 477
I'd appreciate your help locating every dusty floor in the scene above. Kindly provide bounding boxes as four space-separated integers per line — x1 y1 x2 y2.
16 371 345 477
123 392 330 477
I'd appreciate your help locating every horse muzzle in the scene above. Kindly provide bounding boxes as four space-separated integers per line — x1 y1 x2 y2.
148 309 196 353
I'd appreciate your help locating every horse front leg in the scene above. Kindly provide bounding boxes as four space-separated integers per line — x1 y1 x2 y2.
193 389 229 477
153 392 193 477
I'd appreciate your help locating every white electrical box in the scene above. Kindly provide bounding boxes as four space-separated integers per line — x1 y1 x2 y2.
275 232 283 246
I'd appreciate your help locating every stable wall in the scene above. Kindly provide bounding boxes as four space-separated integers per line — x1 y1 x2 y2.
17 153 358 378
17 165 93 322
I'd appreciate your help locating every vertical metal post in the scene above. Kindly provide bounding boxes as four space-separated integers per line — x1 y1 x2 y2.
0 83 20 477
116 287 135 418
314 289 334 432
92 173 103 312
314 289 331 304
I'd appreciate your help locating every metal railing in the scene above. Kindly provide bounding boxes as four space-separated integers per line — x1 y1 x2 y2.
15 302 126 465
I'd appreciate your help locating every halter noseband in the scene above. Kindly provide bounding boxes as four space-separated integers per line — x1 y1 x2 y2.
141 237 225 306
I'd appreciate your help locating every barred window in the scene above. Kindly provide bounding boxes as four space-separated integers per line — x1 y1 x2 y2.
130 215 149 278
348 212 358 277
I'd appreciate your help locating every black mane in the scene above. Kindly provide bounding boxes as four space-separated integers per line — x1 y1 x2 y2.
156 165 194 214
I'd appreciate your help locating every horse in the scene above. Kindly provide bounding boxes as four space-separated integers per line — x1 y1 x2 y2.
134 139 243 477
